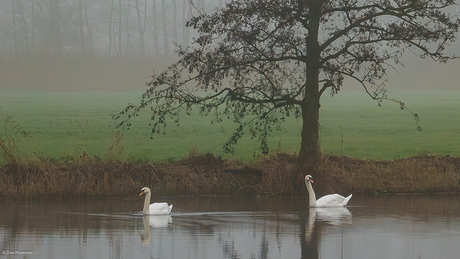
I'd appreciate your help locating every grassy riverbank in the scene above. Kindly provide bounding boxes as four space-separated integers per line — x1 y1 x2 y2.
0 151 459 200
1 90 459 199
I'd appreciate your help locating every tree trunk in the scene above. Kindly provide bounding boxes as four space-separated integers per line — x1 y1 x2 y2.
10 0 18 60
118 0 122 57
83 0 92 56
297 69 321 196
182 0 190 48
172 0 177 45
19 2 29 59
31 0 36 56
143 0 148 55
108 0 114 56
78 0 86 57
298 0 321 168
134 0 145 57
152 0 159 56
49 0 62 61
161 0 169 59
125 0 131 57
298 96 320 166
297 0 322 195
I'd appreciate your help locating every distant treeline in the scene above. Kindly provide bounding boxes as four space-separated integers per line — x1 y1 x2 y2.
0 0 225 63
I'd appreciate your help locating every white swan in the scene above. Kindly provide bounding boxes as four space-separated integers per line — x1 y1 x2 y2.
304 175 352 207
139 187 173 215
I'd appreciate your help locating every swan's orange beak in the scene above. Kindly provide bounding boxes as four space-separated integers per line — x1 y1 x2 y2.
309 178 314 184
139 190 144 196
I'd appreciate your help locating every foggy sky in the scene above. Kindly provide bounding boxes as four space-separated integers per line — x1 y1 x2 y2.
0 0 459 92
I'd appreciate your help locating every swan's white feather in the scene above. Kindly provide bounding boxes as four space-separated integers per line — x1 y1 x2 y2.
148 202 173 215
315 194 352 207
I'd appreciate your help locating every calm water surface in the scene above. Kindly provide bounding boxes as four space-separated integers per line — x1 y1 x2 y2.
1 195 460 259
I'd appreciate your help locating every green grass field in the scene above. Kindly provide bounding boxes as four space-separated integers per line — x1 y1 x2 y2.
0 90 459 163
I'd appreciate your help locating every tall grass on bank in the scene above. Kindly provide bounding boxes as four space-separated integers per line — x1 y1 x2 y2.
0 151 459 200
316 155 460 195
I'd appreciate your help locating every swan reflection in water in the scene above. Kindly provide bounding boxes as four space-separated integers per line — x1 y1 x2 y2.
141 215 172 244
306 207 352 244
313 207 352 225
302 206 352 259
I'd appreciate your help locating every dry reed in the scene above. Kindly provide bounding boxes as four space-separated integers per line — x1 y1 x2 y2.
0 147 459 199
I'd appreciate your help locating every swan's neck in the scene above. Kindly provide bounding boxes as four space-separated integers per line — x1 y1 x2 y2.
305 180 317 207
143 192 151 214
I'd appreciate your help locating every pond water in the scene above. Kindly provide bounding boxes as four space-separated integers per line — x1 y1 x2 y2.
1 194 460 259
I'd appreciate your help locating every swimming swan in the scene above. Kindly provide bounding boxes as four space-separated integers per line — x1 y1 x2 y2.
304 175 352 207
139 187 173 215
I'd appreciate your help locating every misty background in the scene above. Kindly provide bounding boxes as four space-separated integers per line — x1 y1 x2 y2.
0 0 459 92
0 0 225 92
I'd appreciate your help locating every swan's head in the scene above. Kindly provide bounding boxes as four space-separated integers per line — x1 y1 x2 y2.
305 175 314 185
139 187 151 196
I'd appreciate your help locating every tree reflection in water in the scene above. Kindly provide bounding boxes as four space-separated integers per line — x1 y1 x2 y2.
2 196 460 259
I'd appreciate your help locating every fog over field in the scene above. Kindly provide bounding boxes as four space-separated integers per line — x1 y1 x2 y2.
0 0 219 92
0 0 459 93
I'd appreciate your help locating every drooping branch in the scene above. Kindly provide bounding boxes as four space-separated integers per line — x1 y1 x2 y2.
333 65 422 132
